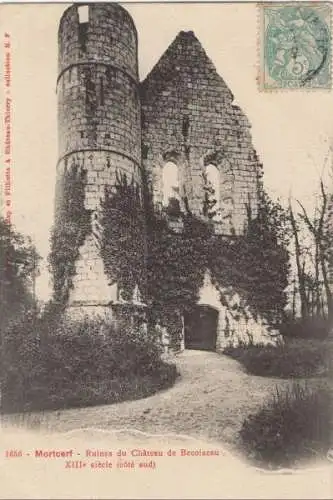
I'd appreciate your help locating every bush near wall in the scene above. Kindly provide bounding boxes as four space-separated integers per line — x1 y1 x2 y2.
1 312 178 413
280 315 330 340
223 339 332 378
240 383 332 469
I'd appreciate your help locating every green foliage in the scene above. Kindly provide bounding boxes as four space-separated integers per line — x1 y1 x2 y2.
76 162 289 332
100 171 146 301
2 312 178 413
223 338 331 378
0 217 40 330
240 382 332 468
147 187 289 333
235 190 290 325
147 213 212 314
48 162 91 305
280 315 330 340
206 190 290 326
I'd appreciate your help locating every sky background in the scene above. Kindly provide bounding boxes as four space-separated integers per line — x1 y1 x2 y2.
1 1 333 301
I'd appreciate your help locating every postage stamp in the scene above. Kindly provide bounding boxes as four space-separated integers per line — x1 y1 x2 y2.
259 3 332 90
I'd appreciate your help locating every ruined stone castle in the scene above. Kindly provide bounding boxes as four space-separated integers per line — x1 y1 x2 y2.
55 3 277 351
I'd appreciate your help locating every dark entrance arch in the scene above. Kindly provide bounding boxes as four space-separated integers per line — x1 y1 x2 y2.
184 305 218 351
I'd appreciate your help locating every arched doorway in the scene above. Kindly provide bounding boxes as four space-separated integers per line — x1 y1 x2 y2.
184 305 218 351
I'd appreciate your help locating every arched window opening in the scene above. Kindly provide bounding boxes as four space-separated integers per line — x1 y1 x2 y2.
162 162 180 216
203 164 221 221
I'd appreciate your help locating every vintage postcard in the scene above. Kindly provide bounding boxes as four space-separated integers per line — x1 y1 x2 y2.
0 1 333 498
260 2 332 89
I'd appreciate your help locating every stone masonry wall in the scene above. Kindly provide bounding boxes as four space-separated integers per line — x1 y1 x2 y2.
57 64 141 165
55 4 280 347
58 3 138 80
56 4 142 310
56 151 142 308
141 31 261 235
57 4 140 166
197 272 279 351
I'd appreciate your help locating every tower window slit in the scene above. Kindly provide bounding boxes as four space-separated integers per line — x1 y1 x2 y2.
78 5 89 23
79 23 88 52
78 5 89 54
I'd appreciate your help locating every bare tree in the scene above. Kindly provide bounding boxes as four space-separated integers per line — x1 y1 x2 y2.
289 201 309 320
296 179 333 321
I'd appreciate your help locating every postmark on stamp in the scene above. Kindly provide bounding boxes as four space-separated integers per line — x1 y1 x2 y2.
259 3 331 90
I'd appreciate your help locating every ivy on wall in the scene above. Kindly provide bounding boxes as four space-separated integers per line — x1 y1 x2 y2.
49 158 289 335
209 189 290 326
98 166 289 330
147 215 210 307
99 171 146 302
49 162 91 306
146 213 216 347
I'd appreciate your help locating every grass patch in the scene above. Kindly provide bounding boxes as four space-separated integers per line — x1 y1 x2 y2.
223 339 332 378
240 382 333 469
1 313 178 413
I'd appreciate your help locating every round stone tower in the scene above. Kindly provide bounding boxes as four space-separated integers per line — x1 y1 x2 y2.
55 3 142 315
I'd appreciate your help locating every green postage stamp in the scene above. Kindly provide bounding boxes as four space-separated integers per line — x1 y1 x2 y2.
260 2 332 90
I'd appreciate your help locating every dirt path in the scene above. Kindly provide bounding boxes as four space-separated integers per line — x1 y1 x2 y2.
2 352 331 499
6 350 294 453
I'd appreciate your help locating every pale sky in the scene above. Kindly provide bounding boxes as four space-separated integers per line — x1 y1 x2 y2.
1 2 333 300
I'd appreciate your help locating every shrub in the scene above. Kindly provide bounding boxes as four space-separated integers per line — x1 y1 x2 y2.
1 312 178 413
223 339 331 378
280 315 330 340
240 383 333 469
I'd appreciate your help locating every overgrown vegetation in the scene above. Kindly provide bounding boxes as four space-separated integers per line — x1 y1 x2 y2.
2 312 178 413
240 382 333 469
98 169 290 338
100 171 146 301
48 162 91 306
0 217 40 332
223 338 332 378
211 188 290 326
280 314 330 340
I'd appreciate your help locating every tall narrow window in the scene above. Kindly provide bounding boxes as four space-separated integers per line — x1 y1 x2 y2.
78 6 89 52
78 5 89 23
203 164 221 221
162 162 180 215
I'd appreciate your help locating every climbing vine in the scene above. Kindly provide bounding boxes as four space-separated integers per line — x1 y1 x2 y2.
99 166 289 331
50 158 289 332
49 162 91 306
100 171 146 301
142 208 214 347
209 189 290 326
147 213 211 311
146 185 290 329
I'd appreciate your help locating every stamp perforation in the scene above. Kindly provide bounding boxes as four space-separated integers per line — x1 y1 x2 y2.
257 1 332 92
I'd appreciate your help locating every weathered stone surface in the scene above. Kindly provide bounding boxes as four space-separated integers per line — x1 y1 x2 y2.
56 4 141 312
55 4 278 347
197 272 278 351
140 30 261 235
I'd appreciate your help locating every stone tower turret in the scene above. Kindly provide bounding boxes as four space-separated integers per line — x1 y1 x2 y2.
56 3 142 315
